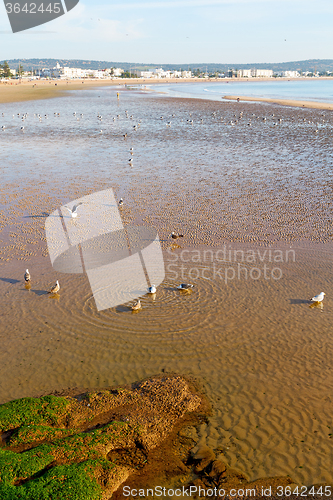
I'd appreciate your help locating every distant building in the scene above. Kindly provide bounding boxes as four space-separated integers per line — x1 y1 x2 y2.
237 69 252 78
237 68 273 78
139 70 154 78
139 68 193 79
253 69 273 78
153 68 171 78
46 63 111 79
112 68 124 77
282 71 300 78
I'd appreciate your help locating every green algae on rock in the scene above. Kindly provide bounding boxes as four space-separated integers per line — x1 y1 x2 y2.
0 376 203 499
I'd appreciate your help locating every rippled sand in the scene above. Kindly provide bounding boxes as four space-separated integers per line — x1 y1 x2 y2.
0 88 332 485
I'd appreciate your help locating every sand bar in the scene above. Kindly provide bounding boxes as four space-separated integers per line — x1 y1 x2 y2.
223 94 333 110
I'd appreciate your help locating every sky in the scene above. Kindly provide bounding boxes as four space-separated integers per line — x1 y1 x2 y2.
0 0 333 64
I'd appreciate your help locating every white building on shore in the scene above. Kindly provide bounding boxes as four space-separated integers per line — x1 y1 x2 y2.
237 69 252 78
254 69 273 78
138 68 192 79
282 70 300 78
237 68 273 78
139 70 154 78
31 63 194 80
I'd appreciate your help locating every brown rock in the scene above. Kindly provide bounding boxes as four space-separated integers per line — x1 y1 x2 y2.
208 459 227 479
192 445 216 472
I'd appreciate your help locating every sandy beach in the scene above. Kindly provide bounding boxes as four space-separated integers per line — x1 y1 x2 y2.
0 85 332 488
0 77 205 104
2 76 333 110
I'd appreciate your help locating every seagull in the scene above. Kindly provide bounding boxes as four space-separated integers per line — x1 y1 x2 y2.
49 280 60 294
171 232 184 239
21 126 24 130
64 202 83 218
148 285 156 294
177 283 194 290
118 198 124 206
131 299 141 311
24 269 31 282
129 158 133 164
310 292 325 303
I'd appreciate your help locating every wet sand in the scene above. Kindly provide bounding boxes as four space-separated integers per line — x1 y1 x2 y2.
0 90 332 486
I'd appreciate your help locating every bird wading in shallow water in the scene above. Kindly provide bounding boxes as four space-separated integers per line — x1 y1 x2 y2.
310 292 325 303
118 198 124 206
131 299 141 311
148 285 156 294
49 280 60 294
171 232 184 239
177 283 194 290
24 269 31 282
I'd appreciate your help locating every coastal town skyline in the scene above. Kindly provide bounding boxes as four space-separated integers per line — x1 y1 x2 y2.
0 0 332 63
2 57 333 80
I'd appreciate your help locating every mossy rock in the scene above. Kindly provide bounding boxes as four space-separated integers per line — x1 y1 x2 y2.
0 460 106 500
0 376 203 499
0 396 72 432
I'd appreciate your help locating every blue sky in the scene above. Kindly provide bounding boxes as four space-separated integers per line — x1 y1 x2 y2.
1 0 333 64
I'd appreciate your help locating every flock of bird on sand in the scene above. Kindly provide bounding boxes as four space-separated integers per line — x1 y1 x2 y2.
22 203 325 312
23 210 193 311
3 108 326 310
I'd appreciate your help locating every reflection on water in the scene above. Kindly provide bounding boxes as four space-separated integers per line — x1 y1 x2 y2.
0 86 332 485
153 79 333 103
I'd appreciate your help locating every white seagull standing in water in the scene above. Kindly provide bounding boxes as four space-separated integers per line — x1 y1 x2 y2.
310 292 325 303
118 198 124 206
49 280 60 294
148 285 156 294
64 202 83 218
24 269 31 282
131 299 141 311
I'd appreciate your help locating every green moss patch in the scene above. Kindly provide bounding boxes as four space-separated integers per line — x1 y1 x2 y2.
0 376 203 499
8 425 73 447
0 396 72 432
0 460 105 500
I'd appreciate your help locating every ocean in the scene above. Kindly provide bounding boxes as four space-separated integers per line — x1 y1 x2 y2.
150 78 333 103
